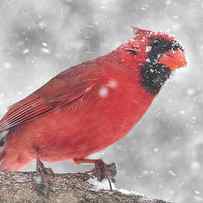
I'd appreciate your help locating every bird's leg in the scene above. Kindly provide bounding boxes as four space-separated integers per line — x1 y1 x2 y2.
33 159 54 197
36 159 54 176
74 158 117 191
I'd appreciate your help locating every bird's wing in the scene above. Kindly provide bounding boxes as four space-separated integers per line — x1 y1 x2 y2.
0 64 99 132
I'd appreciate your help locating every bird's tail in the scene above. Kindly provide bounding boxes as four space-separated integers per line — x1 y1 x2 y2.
0 114 9 133
0 143 23 171
0 118 22 171
0 150 5 169
0 145 6 172
0 111 16 170
0 129 33 171
0 129 7 171
0 110 10 165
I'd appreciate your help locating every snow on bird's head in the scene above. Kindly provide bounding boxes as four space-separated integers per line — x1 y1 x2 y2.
131 27 187 71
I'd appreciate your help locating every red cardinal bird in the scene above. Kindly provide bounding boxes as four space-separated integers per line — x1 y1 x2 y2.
0 28 186 180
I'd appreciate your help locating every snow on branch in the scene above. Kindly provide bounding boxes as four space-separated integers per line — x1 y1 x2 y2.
0 171 172 203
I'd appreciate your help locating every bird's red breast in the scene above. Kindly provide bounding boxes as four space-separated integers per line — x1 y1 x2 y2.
0 28 186 171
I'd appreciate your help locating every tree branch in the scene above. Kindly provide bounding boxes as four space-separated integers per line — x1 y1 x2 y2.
0 171 172 203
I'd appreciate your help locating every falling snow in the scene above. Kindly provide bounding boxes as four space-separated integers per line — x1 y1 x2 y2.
22 49 30 55
3 62 12 69
168 170 177 177
41 47 51 54
106 79 118 89
146 46 152 52
187 88 195 96
99 86 109 97
42 42 48 47
153 147 159 153
38 21 47 29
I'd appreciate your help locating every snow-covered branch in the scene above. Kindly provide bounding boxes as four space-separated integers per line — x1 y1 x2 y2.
0 171 172 203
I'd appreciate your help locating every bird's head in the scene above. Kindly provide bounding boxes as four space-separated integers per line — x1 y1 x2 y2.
119 27 187 94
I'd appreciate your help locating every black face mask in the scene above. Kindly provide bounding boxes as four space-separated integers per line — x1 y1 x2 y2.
140 62 171 95
140 38 183 95
148 38 183 64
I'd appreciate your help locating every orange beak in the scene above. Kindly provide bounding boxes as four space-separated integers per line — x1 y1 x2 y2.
158 49 187 70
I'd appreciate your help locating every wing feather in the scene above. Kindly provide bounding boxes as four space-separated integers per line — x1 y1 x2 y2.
0 64 98 132
0 96 52 131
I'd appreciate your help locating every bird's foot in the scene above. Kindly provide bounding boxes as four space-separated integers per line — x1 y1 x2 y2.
91 160 117 191
91 160 116 182
33 159 54 197
75 159 117 191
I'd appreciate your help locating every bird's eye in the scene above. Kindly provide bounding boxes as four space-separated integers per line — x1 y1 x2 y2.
149 38 171 63
152 39 161 46
151 39 171 51
125 48 138 55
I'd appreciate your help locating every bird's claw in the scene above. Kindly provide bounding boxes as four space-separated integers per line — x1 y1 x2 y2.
87 160 117 191
36 159 54 177
33 159 54 197
94 161 117 182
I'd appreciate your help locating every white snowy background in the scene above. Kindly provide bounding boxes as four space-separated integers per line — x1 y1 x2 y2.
0 0 201 202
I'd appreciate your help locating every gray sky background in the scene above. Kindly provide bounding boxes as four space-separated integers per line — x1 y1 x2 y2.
0 0 202 202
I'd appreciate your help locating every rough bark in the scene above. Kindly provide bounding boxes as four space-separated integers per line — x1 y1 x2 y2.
0 171 172 203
